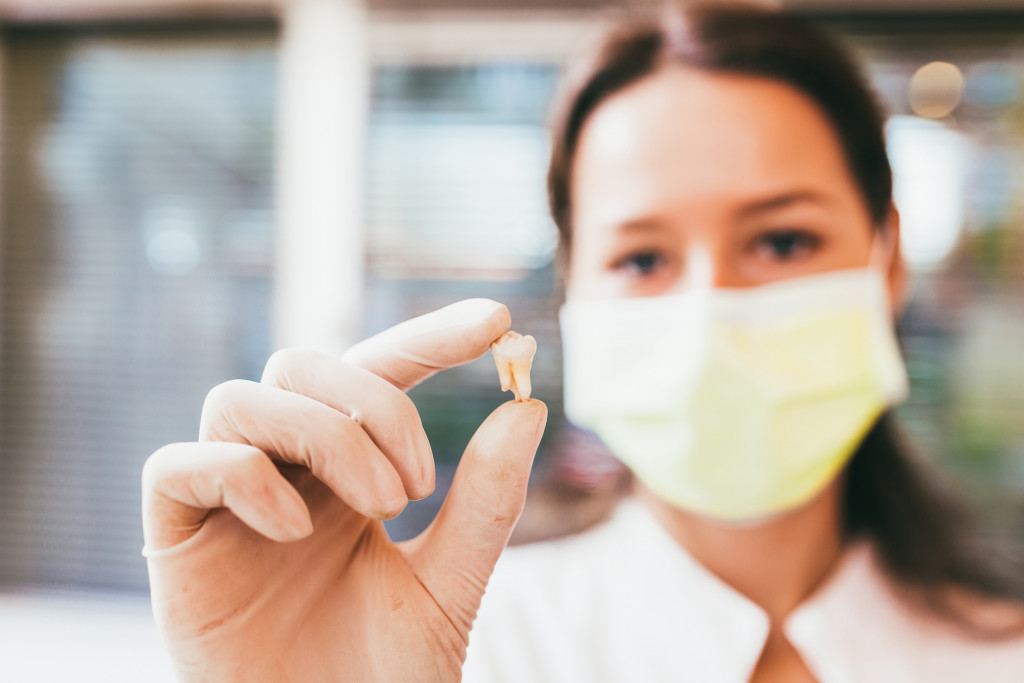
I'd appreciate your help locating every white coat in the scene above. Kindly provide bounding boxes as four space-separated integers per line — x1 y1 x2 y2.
464 500 1024 682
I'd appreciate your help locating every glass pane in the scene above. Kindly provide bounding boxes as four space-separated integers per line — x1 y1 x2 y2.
366 63 563 542
0 28 277 591
369 30 1024 548
838 25 1024 540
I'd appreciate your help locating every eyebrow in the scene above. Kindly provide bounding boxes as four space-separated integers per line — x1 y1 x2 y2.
733 190 834 219
610 219 665 235
604 189 835 236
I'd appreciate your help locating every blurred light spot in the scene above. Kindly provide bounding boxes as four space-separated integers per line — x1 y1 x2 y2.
147 230 201 275
887 115 968 270
909 61 964 119
144 205 201 275
965 61 1020 108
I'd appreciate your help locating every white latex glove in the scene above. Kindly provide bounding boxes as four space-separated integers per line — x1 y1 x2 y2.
142 299 547 682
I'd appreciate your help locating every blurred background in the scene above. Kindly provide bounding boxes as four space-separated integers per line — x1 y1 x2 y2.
1 0 1024 679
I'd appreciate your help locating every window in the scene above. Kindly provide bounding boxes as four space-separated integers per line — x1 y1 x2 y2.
837 19 1024 540
365 63 564 542
0 26 278 592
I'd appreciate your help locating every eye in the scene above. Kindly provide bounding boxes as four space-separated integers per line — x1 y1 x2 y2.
614 250 663 277
752 230 821 261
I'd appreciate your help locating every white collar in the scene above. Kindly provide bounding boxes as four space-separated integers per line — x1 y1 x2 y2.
471 497 1024 683
602 499 1024 682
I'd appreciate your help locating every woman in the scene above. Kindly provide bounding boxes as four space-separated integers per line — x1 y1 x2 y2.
142 3 1024 681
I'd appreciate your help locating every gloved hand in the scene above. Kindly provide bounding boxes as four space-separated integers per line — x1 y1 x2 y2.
142 299 547 682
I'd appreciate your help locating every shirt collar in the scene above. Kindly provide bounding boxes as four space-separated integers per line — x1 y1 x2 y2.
605 500 771 680
608 500 905 681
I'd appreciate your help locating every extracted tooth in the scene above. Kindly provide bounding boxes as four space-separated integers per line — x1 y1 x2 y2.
490 331 537 402
495 359 514 393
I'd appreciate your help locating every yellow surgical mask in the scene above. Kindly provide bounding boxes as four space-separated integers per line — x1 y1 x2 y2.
559 268 908 523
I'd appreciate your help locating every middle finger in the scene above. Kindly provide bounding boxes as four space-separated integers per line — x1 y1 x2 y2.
199 379 407 520
260 348 434 500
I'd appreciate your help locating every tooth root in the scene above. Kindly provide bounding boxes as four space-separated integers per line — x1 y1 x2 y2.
511 363 532 401
509 374 522 402
496 362 513 392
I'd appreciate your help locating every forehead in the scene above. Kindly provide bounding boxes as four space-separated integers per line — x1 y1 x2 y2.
570 65 863 227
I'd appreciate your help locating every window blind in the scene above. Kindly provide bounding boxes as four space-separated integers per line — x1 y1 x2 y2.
0 27 278 592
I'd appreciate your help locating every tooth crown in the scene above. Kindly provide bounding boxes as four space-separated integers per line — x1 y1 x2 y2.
491 330 537 402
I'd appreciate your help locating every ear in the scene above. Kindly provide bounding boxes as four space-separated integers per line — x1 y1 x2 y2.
881 203 909 318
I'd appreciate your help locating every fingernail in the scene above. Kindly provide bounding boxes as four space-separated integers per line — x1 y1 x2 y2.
457 298 505 319
408 461 435 501
281 515 314 541
373 462 408 519
440 299 508 329
411 430 434 483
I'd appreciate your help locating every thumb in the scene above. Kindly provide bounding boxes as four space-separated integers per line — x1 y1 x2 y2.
406 398 547 635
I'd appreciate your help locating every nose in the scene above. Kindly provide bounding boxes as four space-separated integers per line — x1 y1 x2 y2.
680 243 743 291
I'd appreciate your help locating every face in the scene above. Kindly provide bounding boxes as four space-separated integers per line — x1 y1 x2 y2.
567 65 903 303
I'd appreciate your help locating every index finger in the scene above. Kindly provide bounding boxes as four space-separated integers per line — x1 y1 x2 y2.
342 298 511 391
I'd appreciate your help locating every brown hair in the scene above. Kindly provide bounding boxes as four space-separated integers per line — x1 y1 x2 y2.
545 1 1024 636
